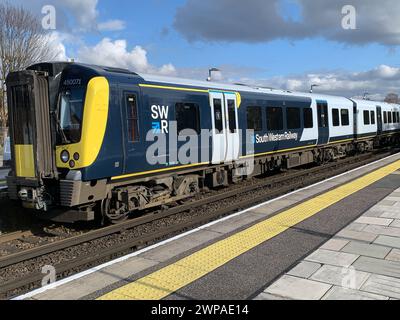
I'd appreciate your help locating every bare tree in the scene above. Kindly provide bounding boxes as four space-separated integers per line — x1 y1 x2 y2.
384 93 399 104
0 2 59 144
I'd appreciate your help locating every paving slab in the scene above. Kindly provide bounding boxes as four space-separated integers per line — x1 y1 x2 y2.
250 199 296 215
362 210 385 218
361 225 400 238
305 249 359 267
379 200 397 206
374 235 400 249
287 261 322 279
138 230 221 263
320 238 349 251
253 293 290 300
322 286 388 300
361 274 400 299
352 256 400 278
205 212 264 234
389 219 400 228
345 223 368 232
336 229 377 243
264 275 331 300
341 241 391 259
386 249 400 262
378 210 400 219
354 217 393 226
310 265 370 289
385 197 400 202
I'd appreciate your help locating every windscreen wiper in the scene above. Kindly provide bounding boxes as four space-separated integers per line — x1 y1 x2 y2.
51 110 70 145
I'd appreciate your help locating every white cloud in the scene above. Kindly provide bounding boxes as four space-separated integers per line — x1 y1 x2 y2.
47 32 69 61
98 19 126 31
76 38 177 75
58 0 99 31
232 65 400 100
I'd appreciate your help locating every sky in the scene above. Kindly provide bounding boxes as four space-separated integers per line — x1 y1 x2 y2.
2 0 400 100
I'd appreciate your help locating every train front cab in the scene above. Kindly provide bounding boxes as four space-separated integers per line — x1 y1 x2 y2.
5 64 112 222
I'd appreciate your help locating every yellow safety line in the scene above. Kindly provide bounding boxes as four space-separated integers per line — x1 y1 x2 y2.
98 159 400 300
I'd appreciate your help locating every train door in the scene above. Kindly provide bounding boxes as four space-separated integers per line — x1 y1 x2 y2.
376 106 383 135
210 92 226 164
122 87 142 174
209 91 240 164
317 100 329 145
223 93 240 162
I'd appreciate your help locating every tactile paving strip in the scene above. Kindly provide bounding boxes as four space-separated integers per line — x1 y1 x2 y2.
98 160 400 300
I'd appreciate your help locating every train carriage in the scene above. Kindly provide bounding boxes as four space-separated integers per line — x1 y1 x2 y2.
4 62 400 223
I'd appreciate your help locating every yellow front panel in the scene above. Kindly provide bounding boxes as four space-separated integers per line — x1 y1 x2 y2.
14 145 35 178
56 77 110 169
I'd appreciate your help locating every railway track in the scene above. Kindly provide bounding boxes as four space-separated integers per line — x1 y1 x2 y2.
0 231 33 245
0 148 399 299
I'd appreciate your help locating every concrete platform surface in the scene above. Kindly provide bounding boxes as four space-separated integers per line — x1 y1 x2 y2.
16 153 400 301
257 186 400 300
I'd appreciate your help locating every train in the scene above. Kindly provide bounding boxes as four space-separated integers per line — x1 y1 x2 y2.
5 62 400 223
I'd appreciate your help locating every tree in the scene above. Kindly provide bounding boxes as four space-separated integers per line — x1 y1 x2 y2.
0 2 59 144
384 93 399 104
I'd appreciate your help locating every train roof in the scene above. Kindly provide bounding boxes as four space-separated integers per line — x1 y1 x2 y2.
31 62 396 107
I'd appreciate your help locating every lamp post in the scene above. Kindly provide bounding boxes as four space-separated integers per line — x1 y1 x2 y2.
310 84 319 93
207 68 220 82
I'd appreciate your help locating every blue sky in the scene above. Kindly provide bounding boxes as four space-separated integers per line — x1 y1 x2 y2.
92 0 399 76
3 0 400 99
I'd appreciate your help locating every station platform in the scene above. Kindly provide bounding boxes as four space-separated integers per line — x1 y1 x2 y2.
18 153 400 300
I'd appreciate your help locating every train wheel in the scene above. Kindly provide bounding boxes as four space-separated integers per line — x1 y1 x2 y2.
101 197 129 224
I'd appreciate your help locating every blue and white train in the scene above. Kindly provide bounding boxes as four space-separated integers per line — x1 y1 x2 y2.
5 62 400 222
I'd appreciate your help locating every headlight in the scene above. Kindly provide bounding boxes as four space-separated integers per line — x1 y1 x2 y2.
69 160 75 168
61 150 70 163
73 153 80 161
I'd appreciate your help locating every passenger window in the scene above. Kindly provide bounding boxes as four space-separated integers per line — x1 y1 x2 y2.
388 112 393 123
317 102 328 128
384 111 388 124
363 110 370 125
341 109 349 126
332 109 340 126
247 106 262 131
227 99 237 133
126 94 139 142
266 107 283 131
286 107 300 129
213 99 223 132
303 108 313 128
175 103 200 135
371 111 375 125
